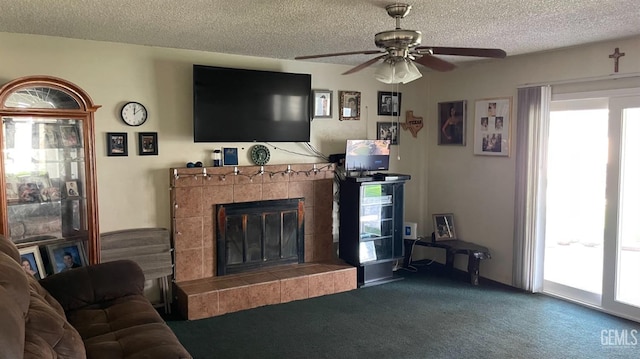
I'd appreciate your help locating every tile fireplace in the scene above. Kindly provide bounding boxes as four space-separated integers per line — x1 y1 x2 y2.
169 163 357 320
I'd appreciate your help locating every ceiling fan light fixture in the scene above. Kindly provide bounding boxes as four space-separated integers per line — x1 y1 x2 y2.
374 58 422 84
401 59 422 83
374 61 395 84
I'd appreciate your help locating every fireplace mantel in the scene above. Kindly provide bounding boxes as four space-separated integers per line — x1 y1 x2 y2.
169 163 336 282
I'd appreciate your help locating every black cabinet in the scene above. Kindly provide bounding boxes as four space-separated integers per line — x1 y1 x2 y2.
339 175 410 286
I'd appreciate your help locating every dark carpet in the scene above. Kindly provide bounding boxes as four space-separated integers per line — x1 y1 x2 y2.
166 264 640 359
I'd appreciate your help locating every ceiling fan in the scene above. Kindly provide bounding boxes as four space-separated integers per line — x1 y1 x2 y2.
295 3 506 84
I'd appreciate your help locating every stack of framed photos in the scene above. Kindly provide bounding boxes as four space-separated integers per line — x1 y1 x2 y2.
17 240 89 278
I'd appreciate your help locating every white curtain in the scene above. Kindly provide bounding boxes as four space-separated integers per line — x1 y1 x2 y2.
512 86 551 292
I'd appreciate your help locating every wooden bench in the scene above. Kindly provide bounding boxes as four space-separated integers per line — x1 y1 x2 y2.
403 238 491 285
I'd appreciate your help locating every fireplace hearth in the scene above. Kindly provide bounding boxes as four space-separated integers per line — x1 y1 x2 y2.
216 198 304 276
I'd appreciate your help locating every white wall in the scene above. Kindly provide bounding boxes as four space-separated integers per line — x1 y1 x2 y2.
0 32 429 238
419 36 640 284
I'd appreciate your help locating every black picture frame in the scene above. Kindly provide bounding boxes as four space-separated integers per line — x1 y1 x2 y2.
377 91 402 116
438 100 467 146
376 121 399 145
107 132 128 156
138 132 158 156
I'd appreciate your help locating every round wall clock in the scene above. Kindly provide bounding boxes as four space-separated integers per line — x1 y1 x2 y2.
120 101 148 126
250 144 271 165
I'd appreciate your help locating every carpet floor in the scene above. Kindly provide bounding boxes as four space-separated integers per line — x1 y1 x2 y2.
166 264 640 359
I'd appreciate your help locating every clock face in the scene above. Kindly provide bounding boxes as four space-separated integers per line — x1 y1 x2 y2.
121 102 148 126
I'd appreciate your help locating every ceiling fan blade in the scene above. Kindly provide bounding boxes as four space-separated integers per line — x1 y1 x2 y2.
295 50 384 60
417 46 507 58
342 55 387 75
413 54 456 72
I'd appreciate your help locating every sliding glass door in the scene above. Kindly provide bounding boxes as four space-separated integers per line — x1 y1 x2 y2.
602 95 640 320
543 91 640 322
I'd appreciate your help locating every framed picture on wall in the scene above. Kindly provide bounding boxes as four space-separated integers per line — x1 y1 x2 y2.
312 89 332 119
377 91 402 116
138 132 158 155
107 132 128 156
473 97 512 156
437 100 467 146
376 121 399 145
339 91 361 121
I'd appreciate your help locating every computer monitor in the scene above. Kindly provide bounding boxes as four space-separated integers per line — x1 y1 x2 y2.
344 139 391 172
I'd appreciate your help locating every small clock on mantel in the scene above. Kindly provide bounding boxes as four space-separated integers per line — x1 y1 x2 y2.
120 101 148 126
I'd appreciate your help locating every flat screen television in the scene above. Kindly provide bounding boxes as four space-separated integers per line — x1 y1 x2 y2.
193 65 311 142
344 139 391 171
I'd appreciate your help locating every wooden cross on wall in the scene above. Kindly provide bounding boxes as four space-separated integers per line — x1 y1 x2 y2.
609 47 625 73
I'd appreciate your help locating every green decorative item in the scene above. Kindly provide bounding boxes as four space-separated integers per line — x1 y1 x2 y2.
250 145 271 165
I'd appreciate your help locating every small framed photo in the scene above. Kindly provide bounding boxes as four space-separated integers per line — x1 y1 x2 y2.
433 213 457 241
222 147 239 166
107 132 128 156
66 181 80 197
5 176 20 202
19 245 46 279
312 89 332 119
339 91 361 121
138 132 158 155
474 97 512 156
46 240 88 274
377 91 402 116
32 123 60 149
438 100 467 146
60 125 82 148
376 122 399 145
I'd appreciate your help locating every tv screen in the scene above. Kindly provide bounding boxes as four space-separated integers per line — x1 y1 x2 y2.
193 65 311 142
345 139 391 171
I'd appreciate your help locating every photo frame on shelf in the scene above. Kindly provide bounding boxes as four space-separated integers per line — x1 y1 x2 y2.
107 132 128 156
377 91 402 116
376 121 399 145
66 180 80 197
432 213 457 241
138 132 158 156
222 147 239 166
17 172 52 203
339 91 361 121
31 123 61 149
312 89 332 119
437 100 467 146
46 240 88 274
474 97 512 156
18 245 46 279
60 124 82 148
5 175 20 202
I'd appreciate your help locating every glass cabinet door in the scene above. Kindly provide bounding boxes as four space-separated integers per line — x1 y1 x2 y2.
0 76 100 264
3 117 88 243
359 184 394 262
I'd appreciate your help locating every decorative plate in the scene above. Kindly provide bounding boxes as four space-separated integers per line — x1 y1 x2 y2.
250 144 271 165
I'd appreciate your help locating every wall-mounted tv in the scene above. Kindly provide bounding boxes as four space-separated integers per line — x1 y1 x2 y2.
345 139 391 171
193 65 311 142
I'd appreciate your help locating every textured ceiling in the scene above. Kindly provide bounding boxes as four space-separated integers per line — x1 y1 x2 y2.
0 0 638 69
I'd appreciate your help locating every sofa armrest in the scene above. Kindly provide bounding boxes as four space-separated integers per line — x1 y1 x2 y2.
39 259 145 312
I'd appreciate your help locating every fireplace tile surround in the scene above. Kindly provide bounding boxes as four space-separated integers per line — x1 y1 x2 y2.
169 163 357 319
